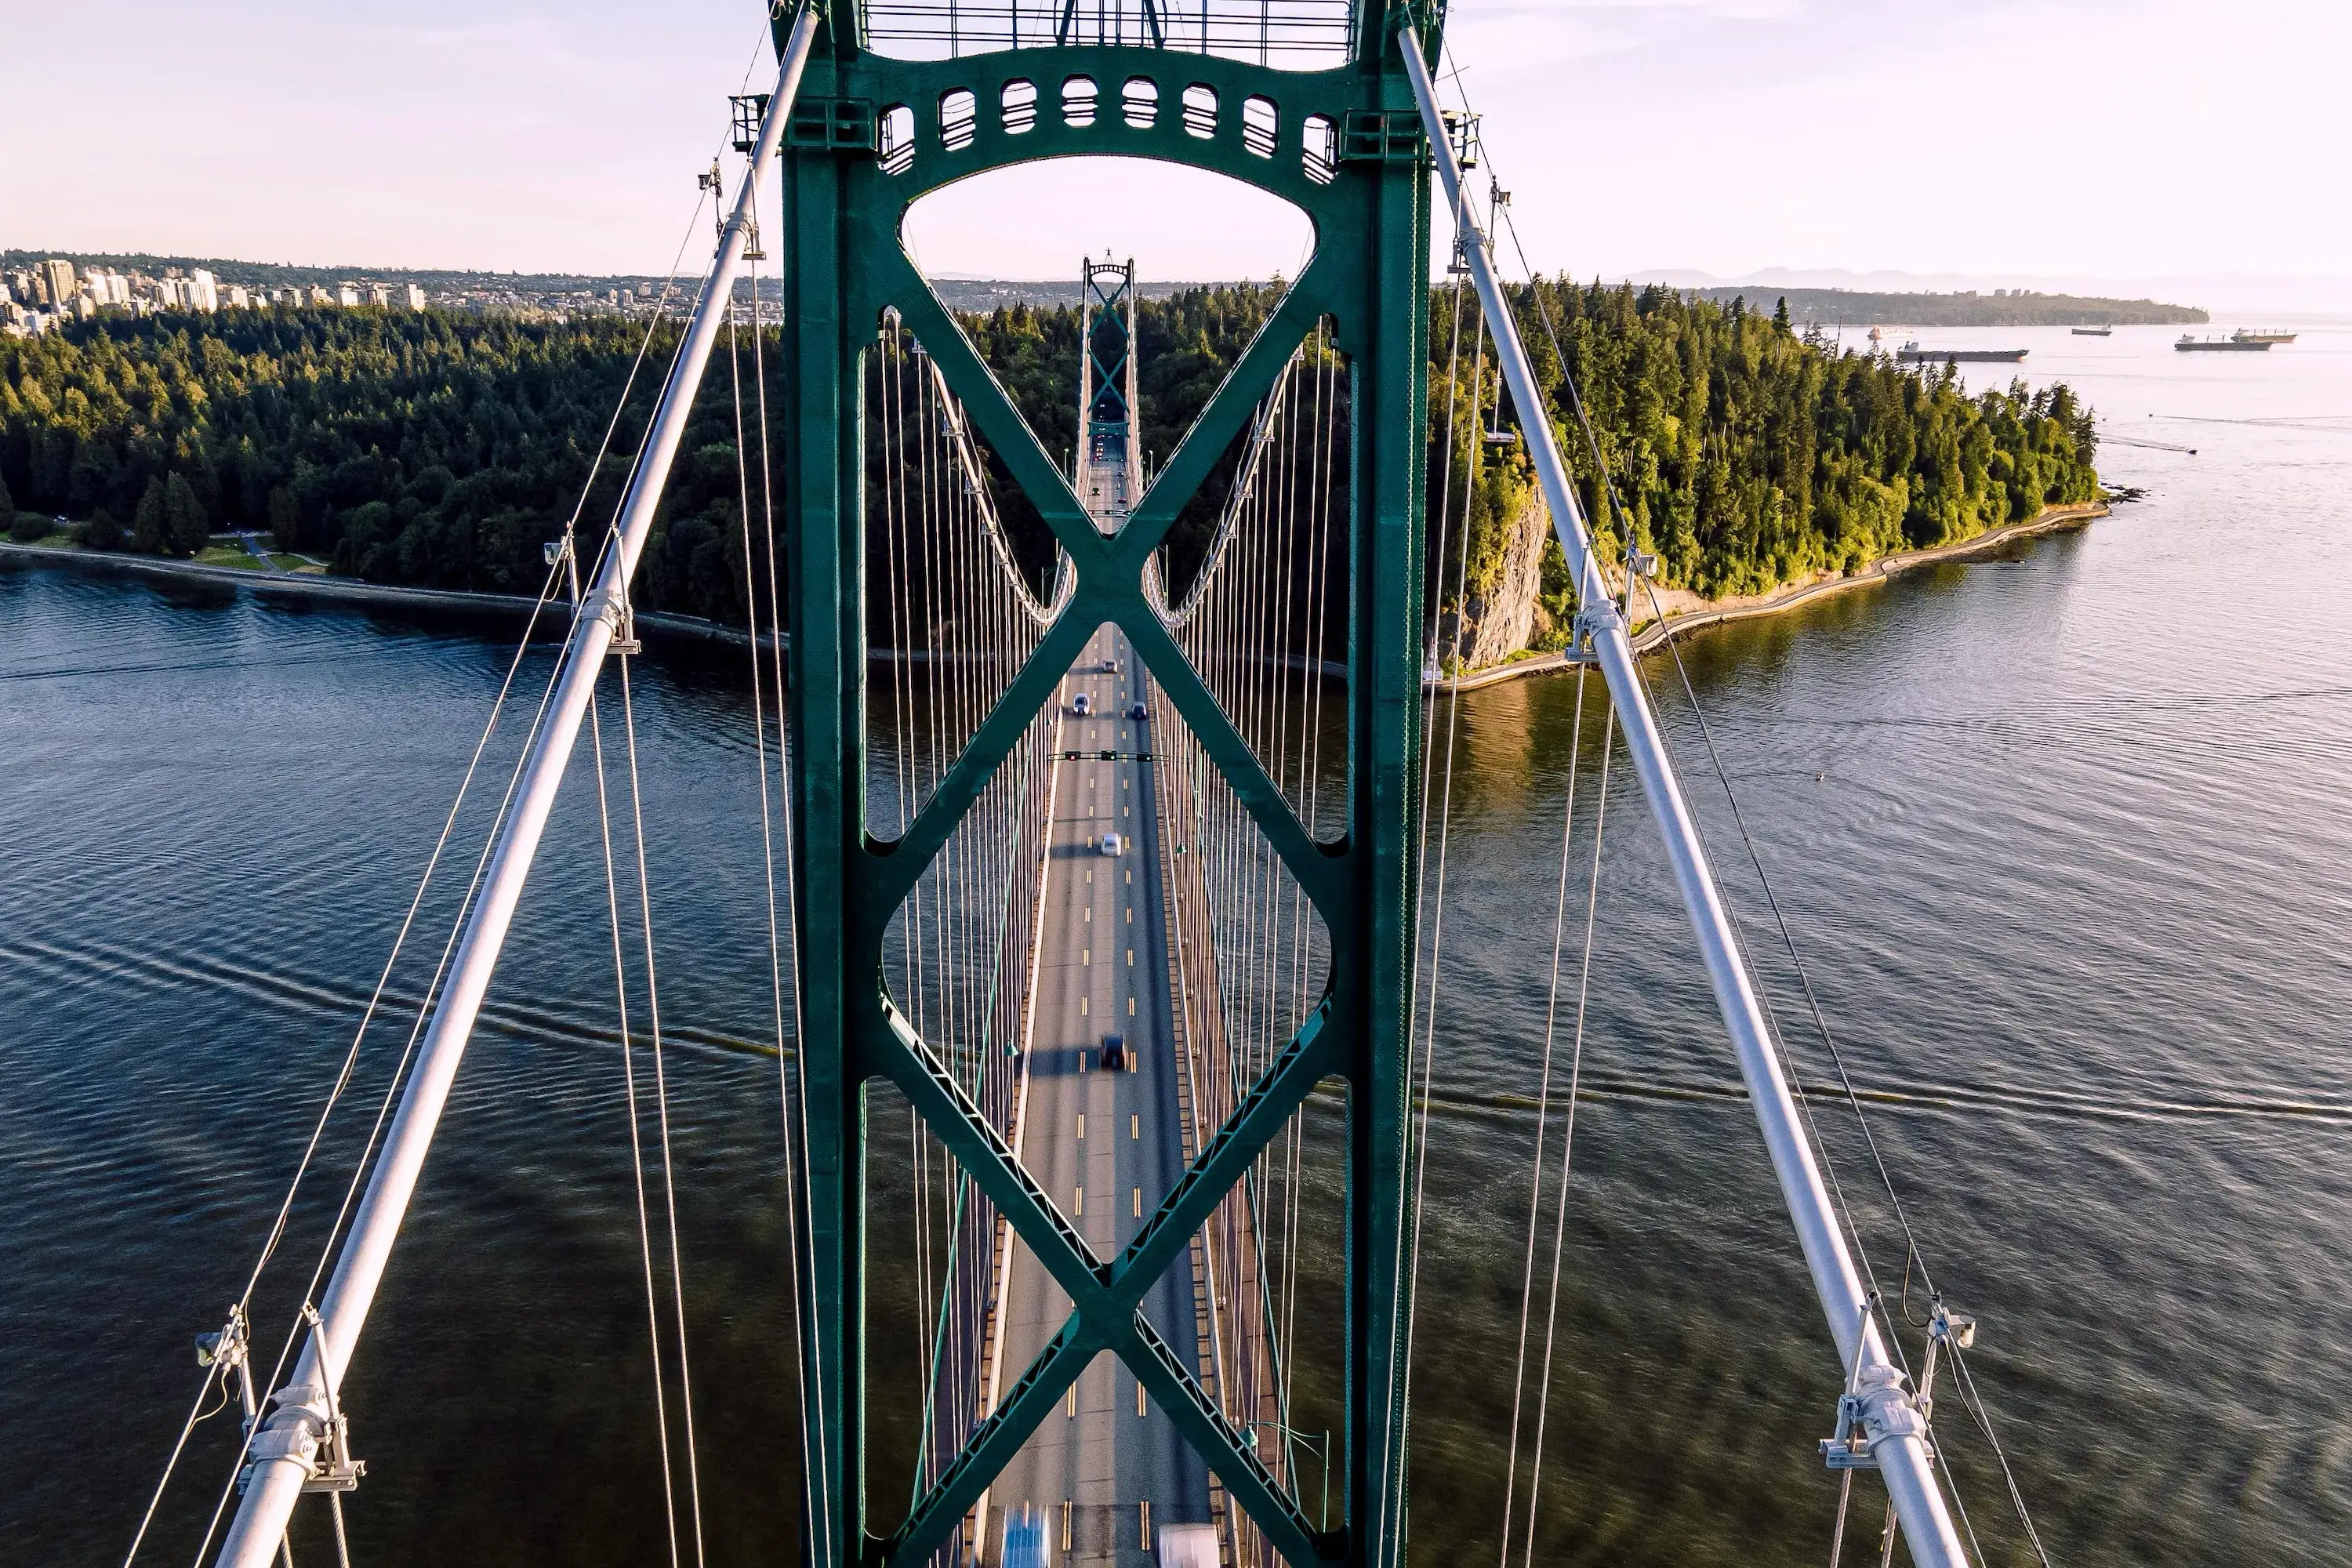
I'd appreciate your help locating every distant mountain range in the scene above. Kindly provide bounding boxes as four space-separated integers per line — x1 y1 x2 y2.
1668 285 2205 328
1637 266 2352 317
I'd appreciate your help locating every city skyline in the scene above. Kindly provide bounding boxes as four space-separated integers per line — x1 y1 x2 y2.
6 2 2350 308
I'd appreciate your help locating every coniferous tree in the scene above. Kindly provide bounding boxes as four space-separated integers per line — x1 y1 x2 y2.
267 485 299 553
131 477 169 554
164 472 208 555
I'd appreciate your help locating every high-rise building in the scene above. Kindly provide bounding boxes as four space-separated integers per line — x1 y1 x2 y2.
400 283 426 310
40 259 77 308
308 285 332 307
336 284 360 307
224 285 250 309
187 269 220 311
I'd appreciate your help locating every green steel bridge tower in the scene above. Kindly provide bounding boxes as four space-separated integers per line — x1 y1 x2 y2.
1075 254 1143 530
772 3 1444 1563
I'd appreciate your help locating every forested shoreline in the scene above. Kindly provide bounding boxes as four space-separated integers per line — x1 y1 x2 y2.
1434 279 2101 649
0 285 2097 641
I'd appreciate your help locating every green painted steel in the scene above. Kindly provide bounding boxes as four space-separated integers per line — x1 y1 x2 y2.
773 5 1440 1563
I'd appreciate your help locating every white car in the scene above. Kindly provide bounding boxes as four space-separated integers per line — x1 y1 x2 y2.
1100 832 1123 858
1157 1524 1219 1568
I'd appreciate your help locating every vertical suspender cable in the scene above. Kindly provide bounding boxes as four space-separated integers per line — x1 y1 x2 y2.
210 13 820 1565
1398 24 1970 1568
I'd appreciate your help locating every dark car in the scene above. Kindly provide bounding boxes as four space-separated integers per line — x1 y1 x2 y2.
1101 1033 1126 1071
1128 702 1147 721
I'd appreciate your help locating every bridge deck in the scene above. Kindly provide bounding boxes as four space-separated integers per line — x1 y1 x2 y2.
982 623 1210 1563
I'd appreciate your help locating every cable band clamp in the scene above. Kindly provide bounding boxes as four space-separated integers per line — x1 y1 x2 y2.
1570 600 1624 657
579 585 642 655
1820 1363 1931 1471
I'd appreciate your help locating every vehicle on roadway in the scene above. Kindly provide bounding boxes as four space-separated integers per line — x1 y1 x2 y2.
1156 1523 1219 1567
1101 1033 1126 1070
1000 1503 1050 1568
1128 701 1147 721
1073 691 1091 716
1100 831 1123 857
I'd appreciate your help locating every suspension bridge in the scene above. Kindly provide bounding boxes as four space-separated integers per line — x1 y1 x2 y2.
124 5 2052 1568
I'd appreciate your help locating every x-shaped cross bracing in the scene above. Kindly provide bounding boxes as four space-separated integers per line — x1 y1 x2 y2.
851 243 1362 1566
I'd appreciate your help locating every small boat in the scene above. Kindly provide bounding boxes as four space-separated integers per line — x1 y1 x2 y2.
1896 341 2028 363
2231 328 2296 345
2071 326 2113 336
2177 334 2270 353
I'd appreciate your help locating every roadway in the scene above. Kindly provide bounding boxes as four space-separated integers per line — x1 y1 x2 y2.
984 622 1209 1564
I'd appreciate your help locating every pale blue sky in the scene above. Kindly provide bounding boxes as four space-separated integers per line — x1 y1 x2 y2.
5 2 2347 302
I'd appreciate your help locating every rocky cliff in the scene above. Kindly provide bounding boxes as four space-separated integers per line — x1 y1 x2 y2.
1450 488 1555 670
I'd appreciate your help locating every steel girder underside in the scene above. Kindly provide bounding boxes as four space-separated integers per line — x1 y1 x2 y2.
774 5 1440 1563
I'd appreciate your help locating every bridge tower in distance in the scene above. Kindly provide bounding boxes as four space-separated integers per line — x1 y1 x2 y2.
1075 255 1143 531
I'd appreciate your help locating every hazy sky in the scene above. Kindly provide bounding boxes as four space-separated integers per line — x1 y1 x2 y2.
7 1 2348 296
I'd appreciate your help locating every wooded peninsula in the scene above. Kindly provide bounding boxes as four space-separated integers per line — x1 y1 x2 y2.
0 281 2099 653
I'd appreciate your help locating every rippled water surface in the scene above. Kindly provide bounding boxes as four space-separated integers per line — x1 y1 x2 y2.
5 323 2350 1565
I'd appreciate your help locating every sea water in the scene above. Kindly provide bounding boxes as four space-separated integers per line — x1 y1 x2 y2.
2 321 2347 1565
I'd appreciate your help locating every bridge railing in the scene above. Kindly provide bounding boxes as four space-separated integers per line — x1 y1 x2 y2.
857 0 1359 67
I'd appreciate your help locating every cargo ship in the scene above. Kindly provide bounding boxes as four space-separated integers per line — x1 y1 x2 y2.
2232 328 2297 345
1895 341 2028 363
2177 334 2270 352
2071 325 2113 336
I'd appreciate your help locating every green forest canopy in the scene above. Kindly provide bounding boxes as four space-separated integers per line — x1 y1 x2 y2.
0 283 2097 642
